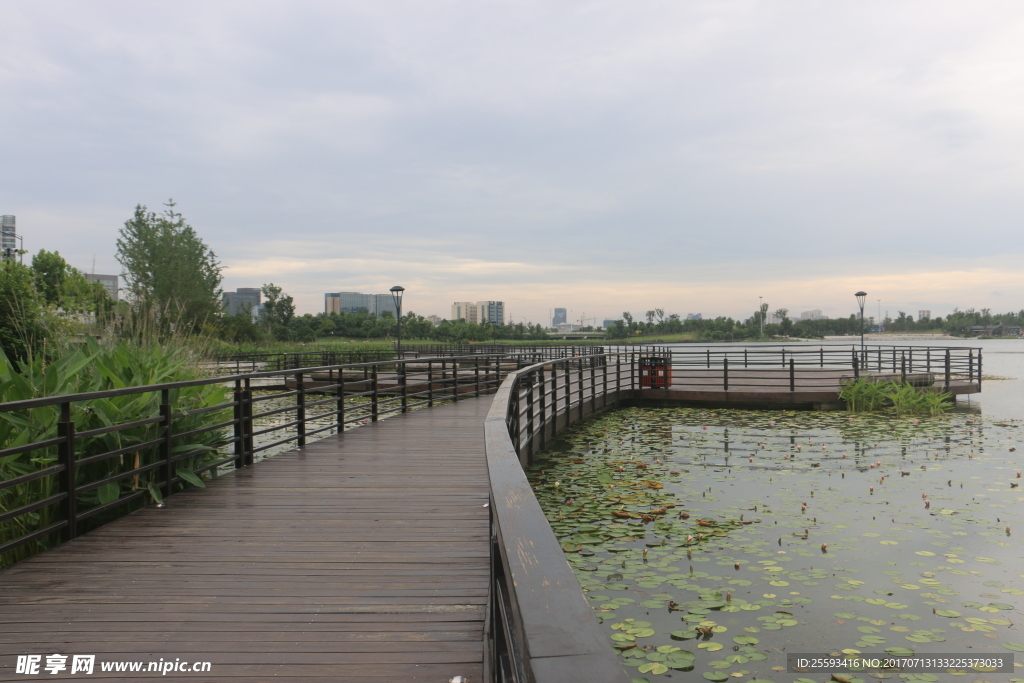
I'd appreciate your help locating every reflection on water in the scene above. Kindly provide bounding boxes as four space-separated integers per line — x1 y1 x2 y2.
531 406 1024 680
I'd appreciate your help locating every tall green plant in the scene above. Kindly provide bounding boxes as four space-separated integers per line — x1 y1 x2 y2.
840 378 951 416
0 339 230 568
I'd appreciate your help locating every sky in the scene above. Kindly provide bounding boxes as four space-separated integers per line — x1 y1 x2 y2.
2 1 1023 325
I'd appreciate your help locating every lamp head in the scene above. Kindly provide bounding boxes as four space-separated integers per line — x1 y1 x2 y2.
855 291 867 311
390 285 405 314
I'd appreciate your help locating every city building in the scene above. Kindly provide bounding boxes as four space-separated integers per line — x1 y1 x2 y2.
552 308 567 326
326 292 398 317
602 319 618 328
451 300 505 325
426 315 443 326
451 301 478 324
686 313 702 321
222 287 262 316
918 310 931 321
799 309 826 321
477 301 504 325
1 215 16 258
84 273 118 300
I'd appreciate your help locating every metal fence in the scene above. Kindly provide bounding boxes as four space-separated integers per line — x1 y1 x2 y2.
0 353 526 564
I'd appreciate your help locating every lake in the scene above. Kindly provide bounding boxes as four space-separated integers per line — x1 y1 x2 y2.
529 339 1024 682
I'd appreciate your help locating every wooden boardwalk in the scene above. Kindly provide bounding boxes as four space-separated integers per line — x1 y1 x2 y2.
0 398 491 682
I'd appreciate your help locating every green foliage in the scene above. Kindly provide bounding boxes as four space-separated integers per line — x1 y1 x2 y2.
0 339 230 567
116 201 223 333
0 260 53 362
30 249 114 320
840 379 952 416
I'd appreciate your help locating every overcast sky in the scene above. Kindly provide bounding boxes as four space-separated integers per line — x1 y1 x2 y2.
3 1 1023 324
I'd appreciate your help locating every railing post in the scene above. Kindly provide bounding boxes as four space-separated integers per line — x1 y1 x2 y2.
564 361 571 423
337 368 346 436
969 349 974 384
723 357 729 391
428 360 434 407
475 359 481 398
602 354 609 407
853 354 859 380
525 375 535 464
590 360 596 412
400 362 408 413
615 353 621 402
296 372 306 446
161 388 173 499
944 350 951 390
979 350 983 390
233 379 244 468
577 357 584 420
901 354 907 384
706 349 710 369
820 347 823 368
57 401 77 541
789 358 795 392
243 380 254 466
371 365 379 422
538 366 547 450
452 360 459 402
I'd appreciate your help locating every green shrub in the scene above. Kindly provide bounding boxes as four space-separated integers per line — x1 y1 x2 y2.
0 339 230 567
840 378 951 416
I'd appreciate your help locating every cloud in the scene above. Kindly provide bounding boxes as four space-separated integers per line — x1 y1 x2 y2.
2 0 1023 323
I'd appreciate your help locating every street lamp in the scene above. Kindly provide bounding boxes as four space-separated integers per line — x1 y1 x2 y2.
855 291 867 358
758 296 763 337
390 285 405 357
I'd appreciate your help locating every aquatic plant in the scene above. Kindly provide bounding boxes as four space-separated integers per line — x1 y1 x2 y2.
841 379 951 416
529 407 1022 682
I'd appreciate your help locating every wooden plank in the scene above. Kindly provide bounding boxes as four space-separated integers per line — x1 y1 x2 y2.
0 398 492 683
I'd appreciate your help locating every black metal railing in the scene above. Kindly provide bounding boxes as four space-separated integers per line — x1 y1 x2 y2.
484 352 637 683
206 344 667 375
0 353 528 566
657 344 982 394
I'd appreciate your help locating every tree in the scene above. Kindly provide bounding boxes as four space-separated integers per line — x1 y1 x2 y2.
115 201 222 333
30 250 111 315
0 260 50 361
260 283 295 327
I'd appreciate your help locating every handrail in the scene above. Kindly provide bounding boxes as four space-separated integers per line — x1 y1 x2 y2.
484 352 633 683
0 352 522 564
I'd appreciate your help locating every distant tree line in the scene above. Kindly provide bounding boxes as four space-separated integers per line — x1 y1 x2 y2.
603 307 1024 340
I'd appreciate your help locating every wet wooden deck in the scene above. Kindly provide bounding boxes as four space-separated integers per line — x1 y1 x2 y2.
0 398 491 682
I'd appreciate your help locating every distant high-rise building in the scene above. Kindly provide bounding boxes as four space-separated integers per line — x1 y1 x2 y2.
476 301 504 325
223 287 262 316
602 319 617 328
326 291 398 317
799 309 825 321
451 300 505 324
918 310 931 321
552 308 567 326
84 273 119 301
686 313 702 321
452 301 478 323
426 315 443 326
1 215 16 258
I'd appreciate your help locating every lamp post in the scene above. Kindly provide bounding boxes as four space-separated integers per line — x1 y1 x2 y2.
390 286 405 358
758 296 763 337
855 291 867 360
